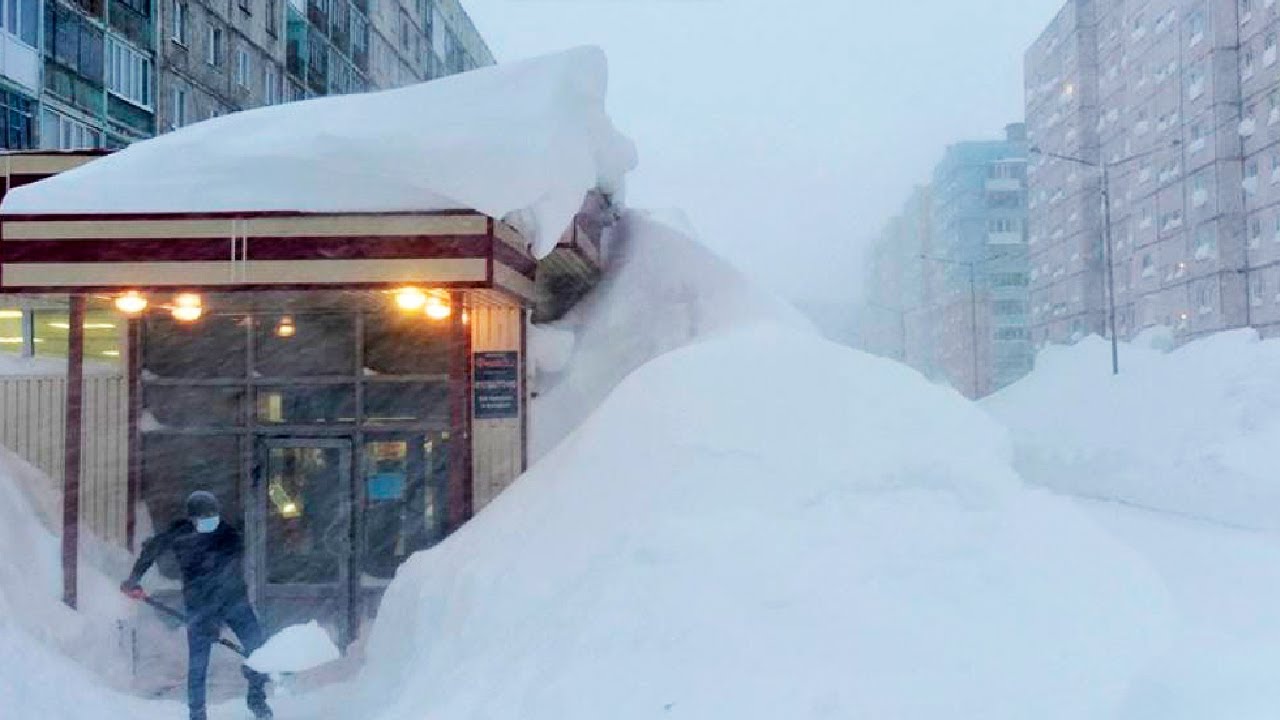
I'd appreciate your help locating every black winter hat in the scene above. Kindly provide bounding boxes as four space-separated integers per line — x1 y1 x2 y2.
186 491 220 519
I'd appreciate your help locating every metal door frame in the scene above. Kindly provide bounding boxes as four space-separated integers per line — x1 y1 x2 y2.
251 436 354 644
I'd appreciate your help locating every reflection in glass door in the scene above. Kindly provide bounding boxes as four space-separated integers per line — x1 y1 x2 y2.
360 432 449 588
257 439 352 644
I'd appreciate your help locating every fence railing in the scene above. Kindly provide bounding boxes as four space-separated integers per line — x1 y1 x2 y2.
0 374 130 547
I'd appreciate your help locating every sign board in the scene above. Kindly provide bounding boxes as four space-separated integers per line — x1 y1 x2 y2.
473 351 520 420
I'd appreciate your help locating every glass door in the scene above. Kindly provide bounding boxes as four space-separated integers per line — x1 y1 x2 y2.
255 438 353 645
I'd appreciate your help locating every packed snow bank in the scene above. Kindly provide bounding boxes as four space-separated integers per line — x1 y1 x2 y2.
529 210 812 456
985 328 1280 531
344 218 1171 720
1 46 637 257
246 621 341 675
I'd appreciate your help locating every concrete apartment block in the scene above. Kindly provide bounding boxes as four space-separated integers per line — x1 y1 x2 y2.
1029 0 1280 346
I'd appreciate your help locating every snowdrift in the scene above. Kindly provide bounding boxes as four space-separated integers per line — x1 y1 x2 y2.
985 328 1280 531
344 215 1171 720
0 46 637 257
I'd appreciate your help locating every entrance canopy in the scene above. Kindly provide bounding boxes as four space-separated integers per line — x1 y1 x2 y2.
0 45 635 268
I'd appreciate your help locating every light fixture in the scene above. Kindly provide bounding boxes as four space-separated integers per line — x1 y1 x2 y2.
49 322 117 330
281 501 301 519
395 287 428 311
170 293 203 322
461 307 470 325
0 310 22 319
101 350 120 357
424 296 451 321
275 315 296 338
114 291 148 315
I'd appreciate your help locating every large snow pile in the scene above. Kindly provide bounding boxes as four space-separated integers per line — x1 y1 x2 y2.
342 215 1171 720
0 446 183 718
529 210 812 456
0 46 637 257
984 328 1280 531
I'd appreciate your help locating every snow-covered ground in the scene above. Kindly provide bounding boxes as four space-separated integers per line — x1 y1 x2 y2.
986 330 1280 718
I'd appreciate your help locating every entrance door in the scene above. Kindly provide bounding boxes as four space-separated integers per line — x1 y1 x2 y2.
255 438 353 646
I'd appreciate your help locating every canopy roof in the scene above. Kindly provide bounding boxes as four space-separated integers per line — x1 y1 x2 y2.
1 46 636 259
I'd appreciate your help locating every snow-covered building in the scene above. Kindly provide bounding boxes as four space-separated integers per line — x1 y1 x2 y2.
0 48 635 647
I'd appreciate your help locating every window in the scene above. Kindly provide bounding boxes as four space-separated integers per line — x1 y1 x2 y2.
39 108 99 150
236 48 251 87
1241 0 1253 23
266 0 278 35
993 301 1027 316
995 328 1028 341
1243 44 1256 79
1250 217 1263 246
171 0 187 44
171 86 187 128
47 3 104 81
264 64 280 105
398 9 410 51
106 36 152 108
1195 225 1217 260
206 25 224 67
1 0 39 46
1187 10 1205 45
0 88 35 149
991 273 1029 288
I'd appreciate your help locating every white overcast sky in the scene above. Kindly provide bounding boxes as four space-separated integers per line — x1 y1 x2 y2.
462 0 1063 302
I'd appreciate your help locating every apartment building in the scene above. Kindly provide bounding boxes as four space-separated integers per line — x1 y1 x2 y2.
161 0 492 130
861 125 1031 399
0 0 491 151
861 185 935 369
1027 0 1280 346
929 124 1032 397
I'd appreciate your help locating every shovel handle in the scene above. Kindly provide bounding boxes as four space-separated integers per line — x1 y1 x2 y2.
140 595 248 658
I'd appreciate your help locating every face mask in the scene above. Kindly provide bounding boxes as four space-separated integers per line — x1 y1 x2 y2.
195 516 220 534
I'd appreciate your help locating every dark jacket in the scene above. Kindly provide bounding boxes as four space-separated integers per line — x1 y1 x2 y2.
128 519 250 615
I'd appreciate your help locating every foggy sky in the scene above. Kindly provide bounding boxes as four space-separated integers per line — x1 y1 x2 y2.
462 0 1062 303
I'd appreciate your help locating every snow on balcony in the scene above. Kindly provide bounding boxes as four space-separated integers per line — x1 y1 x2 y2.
1189 137 1207 154
1243 176 1260 194
1240 117 1257 137
1192 188 1209 207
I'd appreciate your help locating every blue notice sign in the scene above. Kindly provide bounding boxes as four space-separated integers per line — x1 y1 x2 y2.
473 351 520 420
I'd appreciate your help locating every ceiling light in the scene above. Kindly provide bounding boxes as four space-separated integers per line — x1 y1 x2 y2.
114 291 148 315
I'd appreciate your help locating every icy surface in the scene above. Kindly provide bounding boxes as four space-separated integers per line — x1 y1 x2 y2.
0 47 637 258
245 621 340 674
339 215 1172 720
984 328 1280 531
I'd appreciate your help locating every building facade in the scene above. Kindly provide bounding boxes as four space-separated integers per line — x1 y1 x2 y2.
0 0 491 151
862 125 1031 400
1027 0 1280 346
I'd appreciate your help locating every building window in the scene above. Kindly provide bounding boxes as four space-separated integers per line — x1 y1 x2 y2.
39 108 99 150
172 0 187 44
106 36 152 108
266 0 279 36
398 9 411 51
264 64 280 105
236 48 251 87
171 86 187 128
1 0 40 47
0 88 36 149
206 25 224 67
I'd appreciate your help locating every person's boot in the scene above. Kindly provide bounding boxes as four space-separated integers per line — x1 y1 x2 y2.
245 669 273 719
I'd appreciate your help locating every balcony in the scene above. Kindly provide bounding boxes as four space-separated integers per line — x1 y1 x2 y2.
985 178 1022 192
0 31 41 93
988 232 1024 246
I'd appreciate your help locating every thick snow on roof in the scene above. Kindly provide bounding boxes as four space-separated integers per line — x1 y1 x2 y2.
0 46 637 258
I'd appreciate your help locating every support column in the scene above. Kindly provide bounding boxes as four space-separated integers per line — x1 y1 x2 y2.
62 295 85 609
446 292 473 534
125 318 141 551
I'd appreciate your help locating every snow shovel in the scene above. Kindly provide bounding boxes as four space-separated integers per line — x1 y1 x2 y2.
139 593 248 657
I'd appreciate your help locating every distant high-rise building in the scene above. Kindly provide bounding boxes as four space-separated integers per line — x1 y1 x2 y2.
0 0 492 151
861 123 1031 399
1026 0 1280 345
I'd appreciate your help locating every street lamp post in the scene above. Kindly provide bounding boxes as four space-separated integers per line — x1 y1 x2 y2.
1028 140 1180 376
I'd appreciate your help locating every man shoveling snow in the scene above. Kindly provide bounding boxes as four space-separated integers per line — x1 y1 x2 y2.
120 491 274 720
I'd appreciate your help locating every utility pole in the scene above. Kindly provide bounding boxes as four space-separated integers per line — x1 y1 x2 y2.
1100 164 1119 375
967 261 980 398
